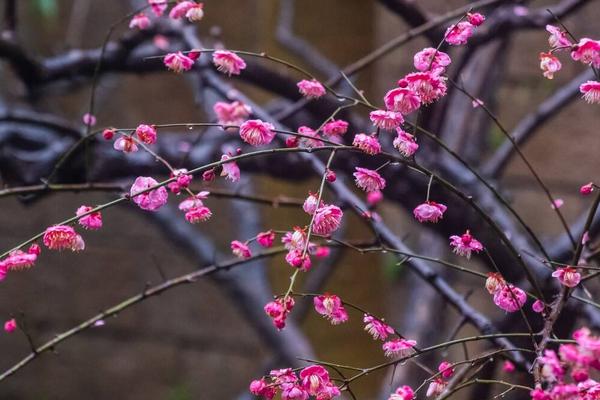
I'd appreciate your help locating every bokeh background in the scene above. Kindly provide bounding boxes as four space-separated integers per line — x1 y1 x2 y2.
1 1 599 399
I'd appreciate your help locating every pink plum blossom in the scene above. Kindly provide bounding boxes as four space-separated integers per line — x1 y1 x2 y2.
114 136 138 153
413 48 451 72
580 81 600 104
212 50 246 75
438 361 454 378
312 205 343 236
135 124 157 144
129 176 168 211
449 230 483 259
164 51 196 73
220 154 240 182
313 294 348 325
297 79 326 99
76 206 102 230
43 225 84 251
493 284 527 312
426 378 446 397
239 119 276 146
369 110 404 130
539 52 562 79
321 119 348 138
546 25 572 48
303 192 321 215
552 266 581 288
393 129 419 157
168 1 195 19
129 13 150 30
257 231 275 248
571 38 600 68
402 72 447 104
467 12 485 26
383 338 417 358
413 201 447 223
445 21 474 46
384 87 421 114
231 240 252 259
352 133 381 155
363 314 394 341
148 0 167 16
213 101 251 126
353 167 386 192
185 2 204 21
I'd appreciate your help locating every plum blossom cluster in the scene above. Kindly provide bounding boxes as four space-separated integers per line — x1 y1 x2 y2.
250 365 341 400
131 1 204 31
362 314 417 358
531 327 600 399
539 25 600 104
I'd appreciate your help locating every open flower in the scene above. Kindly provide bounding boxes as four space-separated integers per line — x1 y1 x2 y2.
313 294 348 325
546 25 572 48
303 192 321 215
321 119 348 138
76 206 102 230
384 87 421 115
449 230 483 259
393 129 419 157
413 48 451 72
571 38 600 68
239 119 276 146
382 338 417 358
113 136 138 153
297 79 326 99
352 133 381 155
212 50 246 75
129 13 150 29
213 101 251 126
403 72 447 104
413 201 447 223
353 167 386 192
0 245 39 271
148 0 167 16
467 12 485 26
552 266 581 288
369 110 404 130
257 230 275 248
312 205 343 236
231 240 251 259
580 81 600 104
43 225 85 251
135 124 157 144
220 154 241 182
164 51 197 73
493 284 527 312
540 52 561 79
363 314 394 341
130 176 168 211
445 21 474 46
